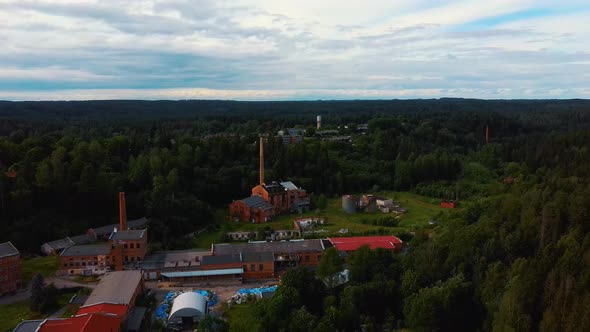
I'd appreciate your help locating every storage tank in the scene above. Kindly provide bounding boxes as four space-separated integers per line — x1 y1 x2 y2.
362 195 377 213
342 195 357 214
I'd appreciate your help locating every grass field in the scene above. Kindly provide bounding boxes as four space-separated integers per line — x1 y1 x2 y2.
21 256 60 284
192 191 451 248
0 291 76 332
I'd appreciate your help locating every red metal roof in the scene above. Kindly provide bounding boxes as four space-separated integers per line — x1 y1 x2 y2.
328 235 403 252
77 303 128 316
40 313 122 332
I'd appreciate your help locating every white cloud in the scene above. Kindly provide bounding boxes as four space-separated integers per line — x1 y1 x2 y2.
0 0 588 99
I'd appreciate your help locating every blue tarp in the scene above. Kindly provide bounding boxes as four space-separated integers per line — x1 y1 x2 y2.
155 303 169 320
236 285 278 297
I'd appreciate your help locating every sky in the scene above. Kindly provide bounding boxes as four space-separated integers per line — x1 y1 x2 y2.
0 0 589 101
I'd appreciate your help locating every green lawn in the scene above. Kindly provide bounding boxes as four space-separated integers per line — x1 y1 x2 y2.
0 290 76 332
21 256 60 284
193 191 452 248
225 304 261 332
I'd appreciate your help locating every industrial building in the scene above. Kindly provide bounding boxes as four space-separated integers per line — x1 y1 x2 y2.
229 138 310 223
168 292 208 330
58 193 147 276
277 128 305 145
0 241 21 295
14 271 144 332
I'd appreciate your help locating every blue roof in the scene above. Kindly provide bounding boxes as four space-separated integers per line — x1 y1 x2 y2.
161 268 244 278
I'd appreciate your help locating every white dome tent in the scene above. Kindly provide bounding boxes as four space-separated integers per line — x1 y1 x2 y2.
168 292 208 327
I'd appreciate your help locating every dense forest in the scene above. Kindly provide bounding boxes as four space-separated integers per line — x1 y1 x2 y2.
1 99 590 331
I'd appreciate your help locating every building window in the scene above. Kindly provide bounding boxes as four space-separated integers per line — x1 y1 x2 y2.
63 264 67 268
251 264 256 272
131 257 134 262
243 265 247 272
137 257 141 262
259 264 263 271
130 243 134 249
75 262 80 266
136 244 140 249
124 244 128 249
305 255 310 262
125 256 128 262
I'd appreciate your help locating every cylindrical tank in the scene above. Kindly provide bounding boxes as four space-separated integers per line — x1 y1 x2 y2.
342 195 357 214
317 115 322 129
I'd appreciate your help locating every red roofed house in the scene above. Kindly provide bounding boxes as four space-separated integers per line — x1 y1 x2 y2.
77 303 128 316
328 235 403 253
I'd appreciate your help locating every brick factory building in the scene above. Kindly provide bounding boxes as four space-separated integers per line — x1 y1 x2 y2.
229 138 310 223
0 241 21 295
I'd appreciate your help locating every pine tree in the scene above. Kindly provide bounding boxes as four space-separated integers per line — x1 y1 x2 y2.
30 273 46 312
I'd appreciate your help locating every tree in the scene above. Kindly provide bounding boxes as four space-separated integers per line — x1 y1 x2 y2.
30 273 46 312
198 315 229 332
317 247 343 289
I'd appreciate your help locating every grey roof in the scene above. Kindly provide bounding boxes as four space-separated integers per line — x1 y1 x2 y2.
141 249 210 271
69 234 94 245
12 320 44 332
241 196 273 210
69 294 89 305
213 239 325 255
83 270 142 306
43 237 75 250
61 244 111 257
202 253 242 266
242 251 274 263
264 183 286 194
279 181 299 190
127 306 147 332
321 239 334 249
92 217 149 236
0 241 19 258
109 229 146 241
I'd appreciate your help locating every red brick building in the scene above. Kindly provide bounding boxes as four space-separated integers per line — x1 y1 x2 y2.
60 244 119 276
0 241 21 294
252 181 310 214
229 196 274 223
109 229 148 265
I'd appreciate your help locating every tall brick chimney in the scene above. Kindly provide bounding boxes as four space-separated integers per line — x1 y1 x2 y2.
119 192 127 231
259 136 264 185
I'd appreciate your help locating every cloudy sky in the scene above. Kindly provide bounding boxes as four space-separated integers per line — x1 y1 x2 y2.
0 0 589 100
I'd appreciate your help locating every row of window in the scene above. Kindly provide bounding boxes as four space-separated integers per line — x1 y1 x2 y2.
124 256 142 262
243 264 265 272
123 243 141 249
64 261 105 267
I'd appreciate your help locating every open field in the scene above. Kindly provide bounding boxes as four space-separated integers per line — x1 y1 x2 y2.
21 256 60 285
192 191 453 249
0 291 76 332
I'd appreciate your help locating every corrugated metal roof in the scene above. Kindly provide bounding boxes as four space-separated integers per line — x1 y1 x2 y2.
279 181 299 190
240 196 273 210
83 271 142 306
202 254 241 266
328 236 403 252
161 268 243 278
213 239 325 255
